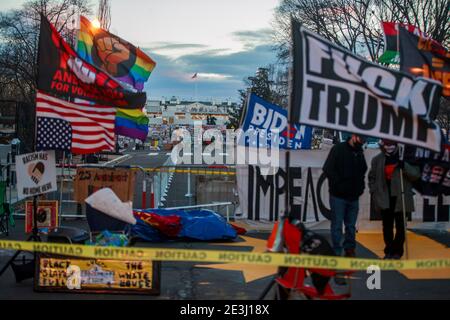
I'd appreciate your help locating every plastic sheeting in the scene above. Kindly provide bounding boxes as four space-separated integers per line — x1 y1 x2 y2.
131 209 237 242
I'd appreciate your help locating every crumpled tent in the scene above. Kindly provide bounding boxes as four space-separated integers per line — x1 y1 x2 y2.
131 209 237 242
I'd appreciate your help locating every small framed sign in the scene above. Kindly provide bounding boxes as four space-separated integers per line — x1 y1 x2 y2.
25 201 58 234
34 254 161 295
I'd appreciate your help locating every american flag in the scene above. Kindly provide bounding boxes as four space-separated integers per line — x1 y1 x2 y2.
36 91 116 154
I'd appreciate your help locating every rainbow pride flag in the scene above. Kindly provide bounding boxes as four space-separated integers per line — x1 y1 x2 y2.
77 16 156 91
115 108 149 142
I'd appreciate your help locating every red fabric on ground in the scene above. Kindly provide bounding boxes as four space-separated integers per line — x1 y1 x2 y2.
134 211 182 237
230 223 247 235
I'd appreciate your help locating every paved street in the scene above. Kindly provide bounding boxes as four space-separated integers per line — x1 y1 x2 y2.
1 150 449 300
0 0 449 306
119 150 197 209
1 218 449 299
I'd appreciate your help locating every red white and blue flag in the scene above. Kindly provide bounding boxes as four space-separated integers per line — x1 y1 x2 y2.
36 91 116 154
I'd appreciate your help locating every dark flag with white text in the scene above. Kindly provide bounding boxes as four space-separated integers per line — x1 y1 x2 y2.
291 21 443 152
404 141 450 196
37 15 146 109
399 25 450 97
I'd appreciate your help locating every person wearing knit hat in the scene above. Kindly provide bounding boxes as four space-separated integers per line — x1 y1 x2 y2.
368 139 420 259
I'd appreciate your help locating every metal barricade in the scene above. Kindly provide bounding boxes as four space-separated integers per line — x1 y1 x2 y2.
9 153 239 223
164 202 235 222
143 164 238 219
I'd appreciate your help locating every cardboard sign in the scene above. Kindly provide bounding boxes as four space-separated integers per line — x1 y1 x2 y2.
35 254 160 295
15 151 57 200
74 168 136 203
25 200 58 233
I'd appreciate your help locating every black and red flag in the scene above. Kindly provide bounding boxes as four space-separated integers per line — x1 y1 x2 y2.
399 25 450 97
37 15 146 108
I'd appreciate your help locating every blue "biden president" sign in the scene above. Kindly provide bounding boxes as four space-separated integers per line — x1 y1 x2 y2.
241 94 312 150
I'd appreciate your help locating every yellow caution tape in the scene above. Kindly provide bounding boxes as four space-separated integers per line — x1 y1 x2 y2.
1 240 449 271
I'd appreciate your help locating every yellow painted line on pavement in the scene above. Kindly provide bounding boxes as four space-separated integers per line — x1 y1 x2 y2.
357 232 450 280
196 236 277 283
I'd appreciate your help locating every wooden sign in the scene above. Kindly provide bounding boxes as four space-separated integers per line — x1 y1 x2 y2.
25 200 58 234
74 168 136 203
35 254 161 295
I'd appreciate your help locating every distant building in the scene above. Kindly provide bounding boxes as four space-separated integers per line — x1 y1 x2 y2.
146 97 237 127
0 101 16 136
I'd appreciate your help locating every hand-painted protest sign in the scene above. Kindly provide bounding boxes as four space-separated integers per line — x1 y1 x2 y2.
25 200 58 234
35 255 160 295
241 93 312 150
236 149 450 223
15 151 57 200
74 167 136 203
291 22 443 151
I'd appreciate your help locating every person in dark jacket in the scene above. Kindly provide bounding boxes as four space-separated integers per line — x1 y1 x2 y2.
323 134 368 258
368 139 420 259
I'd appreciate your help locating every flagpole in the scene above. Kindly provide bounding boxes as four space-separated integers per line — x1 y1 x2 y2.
59 151 65 227
396 23 400 64
398 144 410 260
285 19 298 223
195 75 198 102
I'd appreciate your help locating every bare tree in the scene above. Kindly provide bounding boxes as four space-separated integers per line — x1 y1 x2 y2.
384 0 450 44
228 66 288 129
274 0 449 63
0 0 91 103
98 0 111 30
436 98 450 141
0 1 91 149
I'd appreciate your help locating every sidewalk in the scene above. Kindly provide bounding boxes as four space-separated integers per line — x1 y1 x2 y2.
1 219 449 299
233 218 450 233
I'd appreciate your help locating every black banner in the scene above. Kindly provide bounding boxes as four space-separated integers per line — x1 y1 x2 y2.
399 26 450 98
246 165 331 222
405 142 450 196
37 15 146 108
291 21 443 152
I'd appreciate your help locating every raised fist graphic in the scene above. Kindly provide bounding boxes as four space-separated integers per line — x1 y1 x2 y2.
93 34 133 77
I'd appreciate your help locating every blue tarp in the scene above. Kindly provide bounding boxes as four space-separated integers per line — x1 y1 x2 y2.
131 209 237 242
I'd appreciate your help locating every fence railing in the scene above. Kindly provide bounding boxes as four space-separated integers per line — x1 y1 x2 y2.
164 202 235 222
7 154 238 222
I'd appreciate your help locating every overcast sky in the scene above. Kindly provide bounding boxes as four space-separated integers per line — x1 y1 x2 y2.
0 0 280 102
